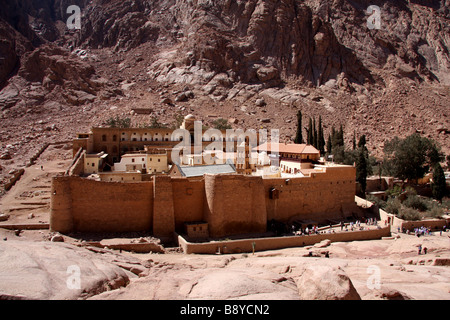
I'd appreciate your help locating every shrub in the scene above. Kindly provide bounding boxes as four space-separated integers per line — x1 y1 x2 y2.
386 185 403 198
398 207 421 221
427 205 444 218
105 116 131 128
403 195 429 212
385 197 401 215
212 118 231 130
366 195 386 209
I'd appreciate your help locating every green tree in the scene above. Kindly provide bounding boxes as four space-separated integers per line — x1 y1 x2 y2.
432 163 447 202
326 133 332 154
383 133 444 181
352 130 356 150
313 117 318 149
307 117 313 145
356 146 368 195
105 115 131 128
212 118 232 130
294 110 303 144
318 116 325 154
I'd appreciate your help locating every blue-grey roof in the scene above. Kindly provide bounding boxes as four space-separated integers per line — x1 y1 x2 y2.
177 163 236 177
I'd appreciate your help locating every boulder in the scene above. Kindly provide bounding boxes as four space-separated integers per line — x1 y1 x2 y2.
294 266 361 300
256 66 279 82
255 98 266 107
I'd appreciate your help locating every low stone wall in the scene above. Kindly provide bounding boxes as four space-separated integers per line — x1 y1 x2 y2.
399 219 448 232
355 196 449 232
178 226 391 254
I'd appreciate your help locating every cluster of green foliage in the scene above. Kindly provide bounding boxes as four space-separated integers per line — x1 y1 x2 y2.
212 118 232 130
371 186 446 221
105 116 131 128
381 133 443 181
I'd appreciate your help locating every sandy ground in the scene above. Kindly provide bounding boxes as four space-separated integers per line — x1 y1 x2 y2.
0 145 72 225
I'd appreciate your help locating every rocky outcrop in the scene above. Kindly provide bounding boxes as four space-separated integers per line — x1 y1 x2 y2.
294 265 361 300
74 0 162 51
0 240 134 299
1 44 120 108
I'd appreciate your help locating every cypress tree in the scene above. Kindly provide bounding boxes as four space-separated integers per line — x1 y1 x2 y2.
352 130 356 150
338 124 344 148
356 146 368 195
318 116 325 154
358 134 367 149
307 117 313 145
294 110 303 144
326 133 332 154
313 117 318 148
432 163 447 202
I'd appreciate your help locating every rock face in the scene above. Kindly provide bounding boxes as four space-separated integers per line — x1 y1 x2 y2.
1 44 119 108
0 0 448 161
0 240 134 299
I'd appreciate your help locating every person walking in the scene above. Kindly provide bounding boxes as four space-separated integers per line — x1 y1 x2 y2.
418 244 422 255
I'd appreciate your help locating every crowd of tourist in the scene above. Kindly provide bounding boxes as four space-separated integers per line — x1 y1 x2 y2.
291 218 380 236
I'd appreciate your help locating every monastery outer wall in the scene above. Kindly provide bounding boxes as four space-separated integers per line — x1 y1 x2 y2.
51 176 153 233
264 166 357 223
204 174 267 238
51 166 358 237
171 177 205 232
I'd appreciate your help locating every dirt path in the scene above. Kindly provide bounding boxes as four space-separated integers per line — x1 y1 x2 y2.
0 146 72 225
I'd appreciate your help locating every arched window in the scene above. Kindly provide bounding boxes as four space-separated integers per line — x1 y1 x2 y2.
102 135 107 142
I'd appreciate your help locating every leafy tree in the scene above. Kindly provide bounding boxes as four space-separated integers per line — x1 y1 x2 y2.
294 110 303 144
212 118 232 130
432 163 447 202
105 116 131 128
382 133 444 181
148 117 167 129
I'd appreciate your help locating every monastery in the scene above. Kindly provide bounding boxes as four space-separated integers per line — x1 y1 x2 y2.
50 115 359 241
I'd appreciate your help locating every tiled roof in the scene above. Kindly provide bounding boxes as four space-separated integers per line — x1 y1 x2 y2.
254 142 320 154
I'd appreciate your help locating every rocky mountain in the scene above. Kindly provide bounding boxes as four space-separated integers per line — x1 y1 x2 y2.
0 0 449 181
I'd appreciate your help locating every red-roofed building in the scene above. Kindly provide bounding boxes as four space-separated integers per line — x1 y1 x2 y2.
254 142 321 175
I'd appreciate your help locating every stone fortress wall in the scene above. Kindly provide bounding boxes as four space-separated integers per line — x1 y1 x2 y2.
50 165 358 239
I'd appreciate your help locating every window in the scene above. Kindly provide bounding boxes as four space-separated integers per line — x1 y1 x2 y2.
102 135 107 141
113 135 117 142
132 159 135 163
158 159 160 162
92 163 94 167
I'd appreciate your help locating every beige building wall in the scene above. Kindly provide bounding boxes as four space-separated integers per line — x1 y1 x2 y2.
99 172 142 182
84 152 106 174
